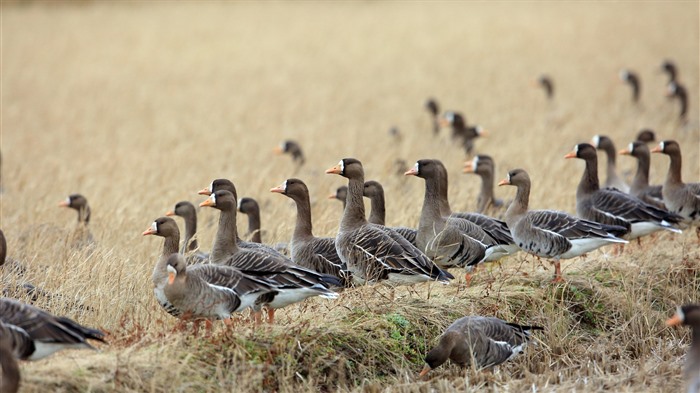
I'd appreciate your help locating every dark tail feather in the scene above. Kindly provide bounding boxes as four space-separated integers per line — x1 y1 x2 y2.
602 224 629 238
319 273 343 288
506 322 544 332
56 317 107 343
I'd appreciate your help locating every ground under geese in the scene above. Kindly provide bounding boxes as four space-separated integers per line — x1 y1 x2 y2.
325 158 452 285
439 111 486 156
636 129 656 144
270 178 351 286
619 69 641 102
58 193 94 246
0 297 105 360
463 155 505 214
165 201 208 263
425 98 440 135
652 140 700 238
200 190 340 323
619 141 665 208
591 135 629 192
0 325 21 393
498 169 627 282
420 316 542 377
238 197 263 244
666 305 700 392
328 185 348 209
362 180 418 246
666 81 688 121
566 143 682 240
274 140 305 166
661 60 678 84
535 74 554 99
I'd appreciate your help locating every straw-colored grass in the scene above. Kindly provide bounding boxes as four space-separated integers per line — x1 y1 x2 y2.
1 1 699 392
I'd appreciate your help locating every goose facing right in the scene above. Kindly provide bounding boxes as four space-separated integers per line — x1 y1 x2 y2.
666 305 700 392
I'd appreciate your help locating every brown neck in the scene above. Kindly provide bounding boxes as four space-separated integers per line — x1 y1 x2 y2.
665 150 683 185
182 211 198 252
245 212 262 243
290 192 315 241
77 205 91 224
341 176 368 230
477 170 495 212
631 151 651 190
161 232 180 259
437 170 452 216
367 193 386 225
419 175 446 237
505 180 530 228
577 157 600 197
211 207 239 263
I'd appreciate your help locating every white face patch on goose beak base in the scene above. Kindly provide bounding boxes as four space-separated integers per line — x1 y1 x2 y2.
151 221 158 232
167 264 177 275
282 180 288 192
628 142 634 153
677 306 685 322
65 197 71 206
210 194 217 205
660 141 665 151
338 160 344 174
209 182 214 194
574 144 579 153
413 162 420 174
619 70 628 80
475 126 484 135
279 142 286 151
237 198 242 209
472 156 479 169
592 135 600 148
445 112 454 123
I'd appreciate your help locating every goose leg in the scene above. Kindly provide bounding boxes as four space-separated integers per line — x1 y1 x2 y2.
252 310 263 325
696 227 700 243
551 261 564 283
267 308 276 324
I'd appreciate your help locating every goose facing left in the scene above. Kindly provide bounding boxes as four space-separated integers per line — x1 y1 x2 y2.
666 304 700 392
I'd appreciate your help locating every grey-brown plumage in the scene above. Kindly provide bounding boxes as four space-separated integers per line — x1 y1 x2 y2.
667 82 688 121
635 129 656 144
567 143 683 240
362 180 417 246
165 201 208 263
143 216 186 317
238 197 263 244
326 158 452 285
652 140 700 232
619 69 641 102
537 75 554 99
0 321 34 360
420 316 542 376
270 178 351 287
58 194 94 246
0 330 21 393
440 111 485 156
661 60 678 84
591 135 629 192
666 304 700 392
0 298 105 361
425 98 440 135
463 155 505 214
0 229 6 267
619 141 665 208
328 185 348 209
274 140 305 166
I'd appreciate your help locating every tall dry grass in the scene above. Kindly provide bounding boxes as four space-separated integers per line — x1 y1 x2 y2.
1 1 699 392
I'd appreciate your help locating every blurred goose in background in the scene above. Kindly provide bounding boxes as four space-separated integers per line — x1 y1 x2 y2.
499 169 628 282
0 298 105 360
274 140 305 167
666 81 688 121
635 129 656 144
591 135 629 192
420 316 543 377
661 59 678 84
439 111 487 156
652 140 700 239
463 155 506 215
166 201 208 263
0 325 21 393
619 69 641 103
328 185 348 209
566 143 683 240
238 197 263 244
270 178 351 286
387 126 403 143
362 180 417 245
618 141 665 208
667 304 700 392
58 194 94 247
326 158 452 285
200 190 340 323
535 74 554 99
424 98 440 135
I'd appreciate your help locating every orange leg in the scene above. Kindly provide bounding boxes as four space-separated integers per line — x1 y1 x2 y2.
267 308 276 324
551 261 564 283
696 227 700 244
464 272 472 287
252 310 263 325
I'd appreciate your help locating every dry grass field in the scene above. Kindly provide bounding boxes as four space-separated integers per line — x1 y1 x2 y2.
1 1 699 392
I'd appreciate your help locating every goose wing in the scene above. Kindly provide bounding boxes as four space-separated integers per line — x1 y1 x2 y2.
592 188 682 226
188 264 275 296
0 321 35 359
451 212 514 245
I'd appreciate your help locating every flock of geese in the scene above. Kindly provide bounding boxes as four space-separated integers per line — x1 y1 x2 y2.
1 59 699 392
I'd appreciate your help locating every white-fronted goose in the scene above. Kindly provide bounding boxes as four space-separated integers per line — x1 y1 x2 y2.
652 140 700 237
463 155 505 214
619 141 665 208
666 305 700 392
566 143 682 239
535 74 554 99
143 217 188 317
619 69 641 102
636 129 656 144
362 180 417 246
0 325 21 393
274 140 305 166
661 60 678 84
270 178 351 286
591 135 629 192
667 82 688 121
440 111 487 156
499 169 628 282
238 197 263 244
58 194 94 246
200 190 340 323
0 298 105 360
165 201 208 263
425 98 440 135
328 185 348 209
325 158 452 285
420 316 542 377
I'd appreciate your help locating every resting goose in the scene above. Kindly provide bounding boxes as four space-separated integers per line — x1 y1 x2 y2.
200 190 340 323
499 169 628 282
535 75 554 99
270 178 351 286
58 194 94 246
362 180 417 245
667 82 688 121
652 140 700 238
566 143 682 240
440 111 486 156
425 98 440 135
0 298 105 360
619 141 665 208
238 197 263 244
661 60 678 84
591 135 629 192
274 140 305 166
325 158 452 285
667 305 700 392
463 155 505 214
420 316 542 377
328 185 348 209
0 326 21 393
636 129 656 144
619 69 641 102
165 201 208 263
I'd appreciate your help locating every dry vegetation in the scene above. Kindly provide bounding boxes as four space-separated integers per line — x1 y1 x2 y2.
1 1 699 392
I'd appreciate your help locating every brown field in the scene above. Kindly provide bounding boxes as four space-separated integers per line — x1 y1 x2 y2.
1 1 699 392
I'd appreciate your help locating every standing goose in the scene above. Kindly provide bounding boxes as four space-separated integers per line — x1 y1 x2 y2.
667 305 700 392
591 135 629 192
619 69 641 102
0 298 105 360
636 129 656 144
535 74 554 100
200 190 340 323
667 82 688 121
58 194 94 245
274 140 305 166
328 185 348 209
619 141 665 208
651 140 700 239
440 111 487 156
425 98 440 135
463 155 505 214
420 316 542 377
165 201 208 263
238 197 263 244
499 169 628 282
325 158 452 285
362 180 417 246
566 143 682 240
270 178 351 286
661 60 678 84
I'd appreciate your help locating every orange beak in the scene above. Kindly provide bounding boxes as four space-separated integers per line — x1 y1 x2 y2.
477 128 489 137
273 146 284 154
198 187 212 196
142 227 157 236
270 185 285 194
497 178 510 186
564 151 577 159
618 149 631 156
168 271 176 285
165 210 175 217
200 199 215 207
419 365 431 378
651 146 662 153
438 117 449 128
404 168 419 176
327 193 338 199
666 314 683 326
463 162 475 173
58 200 69 207
325 165 342 175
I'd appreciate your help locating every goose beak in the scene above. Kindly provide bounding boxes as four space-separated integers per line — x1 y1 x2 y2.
270 185 285 194
325 165 342 175
666 313 683 326
165 210 175 216
199 198 216 207
168 271 176 285
476 128 488 137
463 162 475 173
404 168 419 176
327 193 337 199
438 117 449 128
142 228 157 236
650 146 662 153
497 178 510 186
564 151 577 159
198 187 212 196
58 200 70 207
273 146 284 154
618 149 631 156
419 365 431 378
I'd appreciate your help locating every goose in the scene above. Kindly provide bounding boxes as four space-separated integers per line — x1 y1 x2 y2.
199 190 340 323
362 180 417 245
0 298 105 360
619 141 665 208
651 140 700 239
666 82 688 121
274 140 305 166
636 129 656 144
165 201 208 263
591 135 629 192
325 158 452 285
328 185 348 209
58 194 94 245
463 155 505 214
619 69 641 102
566 143 682 240
498 169 628 282
0 326 21 393
270 178 351 286
661 60 678 84
238 197 263 244
425 98 440 135
535 74 554 99
439 111 487 156
420 316 542 377
667 305 700 392
0 229 6 267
